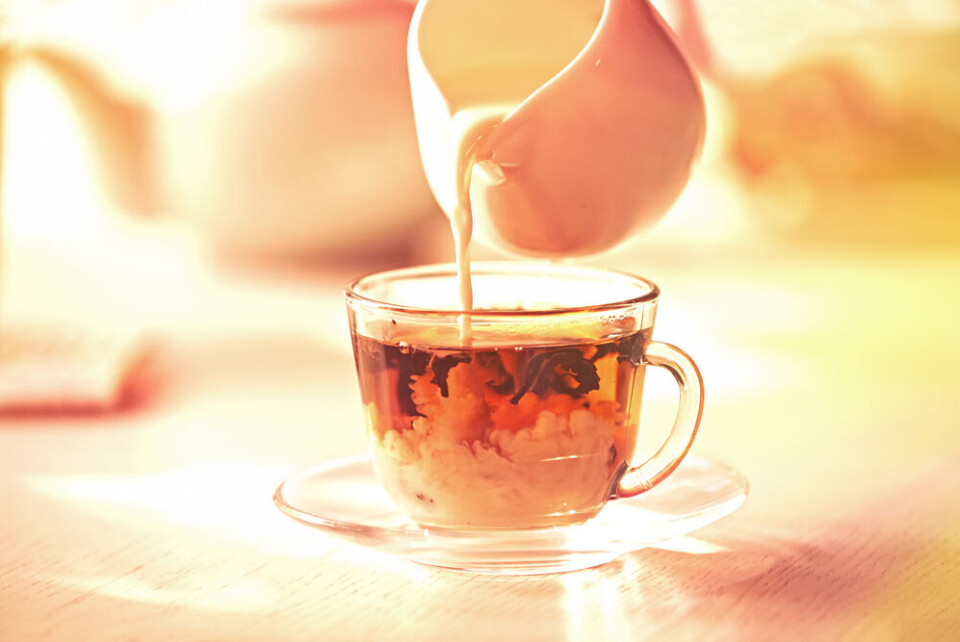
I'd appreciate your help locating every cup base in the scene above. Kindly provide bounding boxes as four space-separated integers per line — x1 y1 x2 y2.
273 453 748 575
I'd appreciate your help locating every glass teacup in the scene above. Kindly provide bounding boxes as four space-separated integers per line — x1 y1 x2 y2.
346 262 703 530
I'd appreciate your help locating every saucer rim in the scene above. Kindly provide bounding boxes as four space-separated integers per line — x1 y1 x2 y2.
273 452 748 573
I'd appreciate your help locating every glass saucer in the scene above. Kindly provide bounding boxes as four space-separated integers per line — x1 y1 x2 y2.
273 454 748 575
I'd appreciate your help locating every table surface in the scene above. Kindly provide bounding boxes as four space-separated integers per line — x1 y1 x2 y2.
1 219 958 641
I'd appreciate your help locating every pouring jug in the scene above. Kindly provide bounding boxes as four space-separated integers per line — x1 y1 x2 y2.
408 0 706 258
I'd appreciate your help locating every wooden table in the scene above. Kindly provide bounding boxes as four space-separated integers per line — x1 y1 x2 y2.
1 223 958 641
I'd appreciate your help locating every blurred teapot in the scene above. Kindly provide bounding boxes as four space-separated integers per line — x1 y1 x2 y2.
12 0 437 260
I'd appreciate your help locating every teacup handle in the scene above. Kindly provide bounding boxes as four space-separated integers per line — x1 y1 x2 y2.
613 339 704 498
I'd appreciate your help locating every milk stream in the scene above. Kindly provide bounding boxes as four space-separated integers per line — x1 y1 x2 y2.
450 204 473 342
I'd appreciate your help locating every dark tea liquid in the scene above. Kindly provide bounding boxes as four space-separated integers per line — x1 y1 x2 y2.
352 329 650 528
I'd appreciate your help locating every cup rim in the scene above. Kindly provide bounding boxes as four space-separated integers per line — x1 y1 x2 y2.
345 261 660 317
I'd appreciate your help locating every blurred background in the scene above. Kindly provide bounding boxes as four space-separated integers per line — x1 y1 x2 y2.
1 4 958 636
3 0 957 260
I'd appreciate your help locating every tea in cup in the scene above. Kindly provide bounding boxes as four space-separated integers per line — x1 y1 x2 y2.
346 262 702 530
